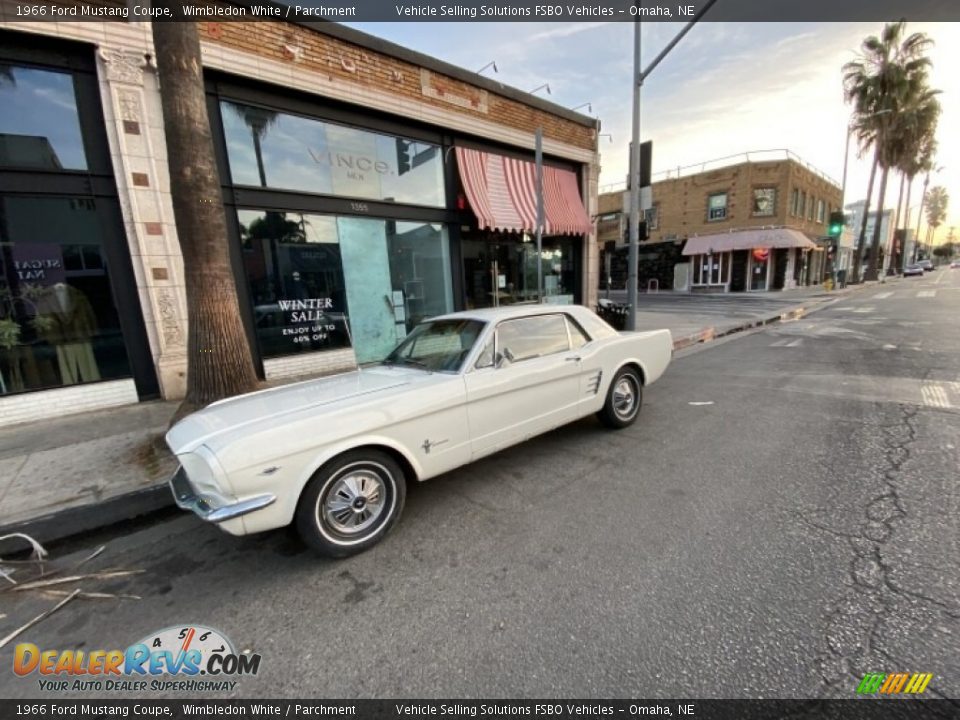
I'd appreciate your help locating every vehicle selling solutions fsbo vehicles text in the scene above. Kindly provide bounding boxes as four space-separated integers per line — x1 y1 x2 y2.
393 4 689 17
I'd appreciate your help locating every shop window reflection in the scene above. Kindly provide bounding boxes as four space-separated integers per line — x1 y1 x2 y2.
221 100 445 207
0 64 88 170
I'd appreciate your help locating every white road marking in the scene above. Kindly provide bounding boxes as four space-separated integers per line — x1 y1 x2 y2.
769 338 804 347
872 292 894 299
918 290 937 298
852 306 875 313
688 401 714 406
921 384 951 409
882 344 898 350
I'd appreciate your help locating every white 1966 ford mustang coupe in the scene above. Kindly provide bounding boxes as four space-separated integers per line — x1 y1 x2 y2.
166 305 672 557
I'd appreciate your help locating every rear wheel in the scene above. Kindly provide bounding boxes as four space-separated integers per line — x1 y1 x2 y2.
296 450 406 558
597 366 643 429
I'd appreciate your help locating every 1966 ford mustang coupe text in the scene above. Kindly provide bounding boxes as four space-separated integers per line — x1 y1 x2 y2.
166 305 672 557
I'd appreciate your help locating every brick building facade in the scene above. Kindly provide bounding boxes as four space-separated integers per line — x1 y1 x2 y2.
0 10 600 425
599 153 842 293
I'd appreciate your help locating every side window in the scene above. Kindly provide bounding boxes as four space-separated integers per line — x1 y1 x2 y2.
565 316 590 350
496 315 570 363
475 338 495 369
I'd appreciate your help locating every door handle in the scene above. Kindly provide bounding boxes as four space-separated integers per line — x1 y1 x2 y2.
566 356 581 362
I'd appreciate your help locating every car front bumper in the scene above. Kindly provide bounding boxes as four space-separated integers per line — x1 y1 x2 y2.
169 465 276 523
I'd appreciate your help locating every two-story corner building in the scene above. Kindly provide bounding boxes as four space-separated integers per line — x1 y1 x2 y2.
599 151 842 294
0 8 600 426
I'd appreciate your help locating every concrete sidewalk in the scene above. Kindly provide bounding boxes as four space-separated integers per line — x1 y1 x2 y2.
0 282 875 551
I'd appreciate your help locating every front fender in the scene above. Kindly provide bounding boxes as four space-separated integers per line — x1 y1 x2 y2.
236 434 423 535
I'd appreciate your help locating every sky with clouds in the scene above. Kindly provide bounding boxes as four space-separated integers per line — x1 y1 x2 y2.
345 20 959 244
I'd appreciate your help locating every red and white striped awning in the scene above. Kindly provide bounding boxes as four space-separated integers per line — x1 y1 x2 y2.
455 146 592 236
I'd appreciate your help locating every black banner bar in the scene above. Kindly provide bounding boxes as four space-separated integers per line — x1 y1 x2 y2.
1 700 960 720
2 0 960 23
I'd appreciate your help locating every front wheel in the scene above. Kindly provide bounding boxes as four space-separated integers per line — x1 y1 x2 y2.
597 366 643 429
295 450 406 558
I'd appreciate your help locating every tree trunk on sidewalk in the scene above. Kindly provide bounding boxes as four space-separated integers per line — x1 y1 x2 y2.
852 150 879 283
152 12 261 425
863 161 890 282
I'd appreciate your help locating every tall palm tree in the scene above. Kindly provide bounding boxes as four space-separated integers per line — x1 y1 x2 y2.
925 185 949 249
892 102 938 268
152 8 261 422
843 21 936 281
901 137 936 263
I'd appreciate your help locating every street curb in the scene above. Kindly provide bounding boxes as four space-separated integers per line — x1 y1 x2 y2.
669 293 850 352
0 484 174 554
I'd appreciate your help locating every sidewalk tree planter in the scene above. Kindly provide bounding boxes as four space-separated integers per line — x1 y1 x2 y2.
151 9 261 423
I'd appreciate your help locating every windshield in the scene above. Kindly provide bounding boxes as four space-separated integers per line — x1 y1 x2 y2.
383 319 485 373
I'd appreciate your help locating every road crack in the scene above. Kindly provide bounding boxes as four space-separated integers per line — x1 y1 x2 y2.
811 404 958 697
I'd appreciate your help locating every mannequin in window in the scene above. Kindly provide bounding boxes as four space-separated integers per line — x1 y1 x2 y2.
34 282 101 384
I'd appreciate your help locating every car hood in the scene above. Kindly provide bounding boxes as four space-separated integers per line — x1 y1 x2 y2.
165 365 431 455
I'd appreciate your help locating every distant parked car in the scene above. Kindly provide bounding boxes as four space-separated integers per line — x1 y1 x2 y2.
903 264 924 277
950 260 960 269
918 259 934 271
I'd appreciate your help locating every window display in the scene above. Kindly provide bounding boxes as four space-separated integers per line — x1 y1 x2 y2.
238 210 453 364
0 197 132 394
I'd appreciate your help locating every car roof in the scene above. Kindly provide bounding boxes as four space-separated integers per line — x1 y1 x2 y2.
431 304 591 324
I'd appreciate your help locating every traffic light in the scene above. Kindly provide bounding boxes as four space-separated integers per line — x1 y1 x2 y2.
828 210 845 238
396 139 412 175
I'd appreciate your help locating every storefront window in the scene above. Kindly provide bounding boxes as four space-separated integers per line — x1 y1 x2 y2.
0 196 132 395
238 210 453 363
0 65 87 170
692 253 729 286
222 101 445 207
462 235 578 309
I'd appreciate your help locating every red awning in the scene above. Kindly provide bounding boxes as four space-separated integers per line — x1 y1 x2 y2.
455 146 592 236
682 228 818 255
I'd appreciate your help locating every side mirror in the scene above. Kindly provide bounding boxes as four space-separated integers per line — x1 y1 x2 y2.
495 348 514 368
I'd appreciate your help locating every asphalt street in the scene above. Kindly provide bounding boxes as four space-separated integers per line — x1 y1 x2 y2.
2 269 958 700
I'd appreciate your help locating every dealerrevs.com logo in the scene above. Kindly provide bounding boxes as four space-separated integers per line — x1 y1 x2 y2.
13 625 261 693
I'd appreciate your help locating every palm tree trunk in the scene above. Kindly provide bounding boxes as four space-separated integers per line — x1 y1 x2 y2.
889 172 907 271
864 163 889 281
852 149 879 283
902 176 914 269
152 12 261 424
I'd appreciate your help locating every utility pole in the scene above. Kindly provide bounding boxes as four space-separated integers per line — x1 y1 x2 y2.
625 24 641 330
535 127 544 302
625 0 718 331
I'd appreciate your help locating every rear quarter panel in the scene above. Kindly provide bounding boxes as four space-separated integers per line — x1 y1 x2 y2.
578 329 673 414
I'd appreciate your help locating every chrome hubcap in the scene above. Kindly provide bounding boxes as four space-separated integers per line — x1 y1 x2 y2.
323 470 386 535
613 377 638 419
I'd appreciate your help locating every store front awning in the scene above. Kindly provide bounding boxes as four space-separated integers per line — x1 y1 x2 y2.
682 228 819 256
455 146 592 236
